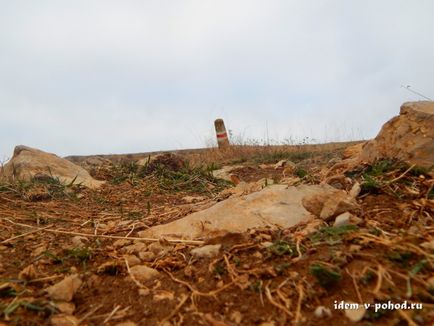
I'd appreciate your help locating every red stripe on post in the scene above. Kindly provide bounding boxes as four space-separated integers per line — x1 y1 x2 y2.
217 132 227 139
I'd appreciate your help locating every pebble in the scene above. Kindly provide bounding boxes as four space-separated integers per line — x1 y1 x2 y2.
191 244 221 258
314 306 332 318
50 314 79 326
46 274 82 302
129 265 160 282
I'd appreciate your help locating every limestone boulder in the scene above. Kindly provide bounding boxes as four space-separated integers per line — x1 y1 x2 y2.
1 145 104 189
358 101 434 169
139 184 344 240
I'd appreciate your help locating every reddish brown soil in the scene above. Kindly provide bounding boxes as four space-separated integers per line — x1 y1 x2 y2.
0 149 433 326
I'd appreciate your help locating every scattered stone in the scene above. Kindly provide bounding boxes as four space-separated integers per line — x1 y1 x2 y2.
122 242 147 255
71 236 88 248
1 145 104 189
18 264 37 280
32 245 47 257
124 254 141 267
55 302 76 315
50 314 79 326
230 311 243 324
349 182 361 198
302 189 359 221
344 304 366 322
314 306 332 318
147 242 171 256
260 242 273 248
46 274 82 302
191 244 221 258
138 251 155 262
129 265 160 283
113 239 132 249
139 288 150 296
333 212 361 227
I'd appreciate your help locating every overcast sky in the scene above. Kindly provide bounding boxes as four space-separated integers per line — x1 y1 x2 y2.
1 0 433 160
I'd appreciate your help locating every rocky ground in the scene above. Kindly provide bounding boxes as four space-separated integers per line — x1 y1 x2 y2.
0 142 433 326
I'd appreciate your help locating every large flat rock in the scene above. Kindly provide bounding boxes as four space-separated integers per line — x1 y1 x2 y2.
1 145 104 189
139 184 346 240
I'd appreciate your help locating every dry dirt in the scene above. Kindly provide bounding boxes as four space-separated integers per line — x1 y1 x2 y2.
1 144 433 325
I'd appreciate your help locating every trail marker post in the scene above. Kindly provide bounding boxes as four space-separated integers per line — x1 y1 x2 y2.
214 119 230 149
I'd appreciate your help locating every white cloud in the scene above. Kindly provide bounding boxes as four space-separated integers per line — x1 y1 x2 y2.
0 0 433 157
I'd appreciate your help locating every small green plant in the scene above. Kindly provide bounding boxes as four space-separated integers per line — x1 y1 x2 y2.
361 174 381 193
42 251 64 264
386 250 412 267
274 262 290 274
309 263 341 289
361 270 375 285
65 247 92 266
409 259 427 277
249 280 263 293
268 240 296 256
213 262 225 276
310 225 359 243
294 167 308 178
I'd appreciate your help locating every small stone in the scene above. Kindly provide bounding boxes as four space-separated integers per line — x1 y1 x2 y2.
344 304 366 322
333 212 361 227
32 245 47 257
138 251 155 262
122 242 146 255
349 182 361 198
46 275 82 302
147 242 171 256
129 265 160 282
139 288 150 296
253 251 263 258
50 314 79 326
55 302 76 315
113 239 131 249
259 233 272 241
191 244 221 258
124 254 141 267
260 242 273 248
230 311 242 324
18 264 37 280
314 306 332 318
71 236 88 248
